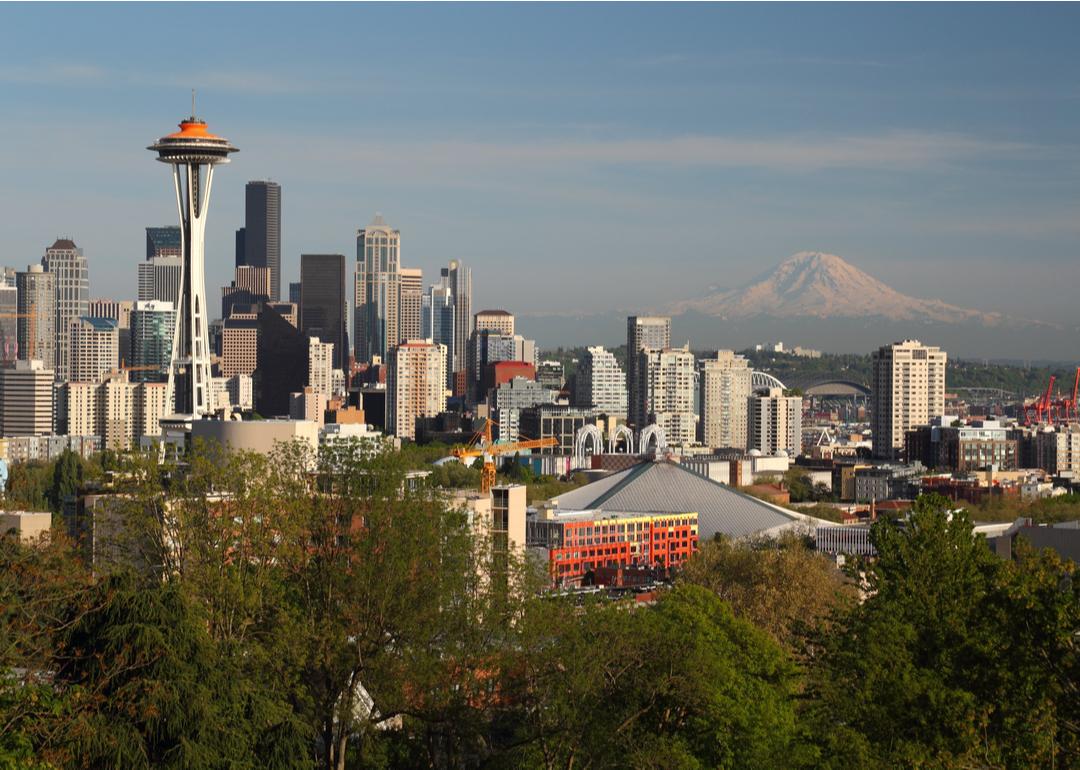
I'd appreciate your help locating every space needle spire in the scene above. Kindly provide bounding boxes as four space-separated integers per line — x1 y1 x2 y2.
148 104 237 418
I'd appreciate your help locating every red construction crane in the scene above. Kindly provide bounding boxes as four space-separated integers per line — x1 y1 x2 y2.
1050 366 1080 424
1024 374 1056 426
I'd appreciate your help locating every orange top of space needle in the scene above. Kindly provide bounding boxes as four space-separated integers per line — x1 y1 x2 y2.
148 91 238 164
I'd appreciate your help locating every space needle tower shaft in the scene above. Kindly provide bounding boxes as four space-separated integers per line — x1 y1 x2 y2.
148 97 237 418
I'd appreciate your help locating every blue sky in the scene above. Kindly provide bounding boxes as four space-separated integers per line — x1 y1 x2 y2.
1 3 1078 327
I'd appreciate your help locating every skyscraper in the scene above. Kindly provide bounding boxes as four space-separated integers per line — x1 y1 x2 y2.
137 256 183 304
387 341 447 440
0 281 16 362
221 265 271 318
300 253 347 369
241 181 281 300
626 316 670 429
288 281 301 305
16 265 55 369
42 239 89 382
444 260 471 385
130 301 176 383
399 267 423 344
699 350 752 449
145 226 181 259
422 283 455 387
354 214 400 364
0 359 54 437
574 346 627 414
69 317 119 384
148 107 238 417
641 345 695 446
748 387 803 456
871 339 947 460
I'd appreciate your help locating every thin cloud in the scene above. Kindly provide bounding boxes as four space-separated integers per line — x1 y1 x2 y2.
260 130 1036 175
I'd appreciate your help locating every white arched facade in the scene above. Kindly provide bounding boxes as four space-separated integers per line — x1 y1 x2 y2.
609 424 635 454
574 424 605 466
638 424 667 454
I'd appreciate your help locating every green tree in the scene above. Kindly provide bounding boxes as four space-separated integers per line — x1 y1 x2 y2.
804 493 1080 768
502 585 801 769
48 449 82 512
680 533 855 658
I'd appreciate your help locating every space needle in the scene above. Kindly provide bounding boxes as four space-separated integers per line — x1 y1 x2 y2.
148 95 237 419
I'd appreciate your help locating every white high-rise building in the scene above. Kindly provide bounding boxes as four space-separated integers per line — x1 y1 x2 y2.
423 282 455 388
699 350 752 449
748 387 802 456
130 301 176 382
42 239 89 383
627 316 671 429
575 346 627 415
16 265 56 370
387 341 447 440
355 214 401 364
445 260 470 385
871 339 947 460
65 372 169 450
308 337 335 397
69 317 119 384
0 360 54 437
641 345 696 447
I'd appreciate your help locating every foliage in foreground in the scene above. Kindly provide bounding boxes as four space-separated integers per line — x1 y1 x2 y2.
2 443 1078 769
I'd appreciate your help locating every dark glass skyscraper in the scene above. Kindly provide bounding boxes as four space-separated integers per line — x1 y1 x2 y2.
300 253 347 369
241 181 281 300
145 226 181 260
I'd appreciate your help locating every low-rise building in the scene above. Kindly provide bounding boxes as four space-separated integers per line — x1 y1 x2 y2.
0 510 51 543
527 507 698 587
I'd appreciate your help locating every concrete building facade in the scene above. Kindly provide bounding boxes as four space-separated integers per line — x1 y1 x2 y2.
42 239 89 383
626 316 671 430
871 339 947 460
748 387 803 456
575 346 627 415
699 350 752 450
387 341 447 440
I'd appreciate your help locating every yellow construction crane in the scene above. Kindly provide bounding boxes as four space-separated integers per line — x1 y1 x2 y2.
451 420 558 493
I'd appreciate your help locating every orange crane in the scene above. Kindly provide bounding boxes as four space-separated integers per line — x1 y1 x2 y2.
451 419 558 493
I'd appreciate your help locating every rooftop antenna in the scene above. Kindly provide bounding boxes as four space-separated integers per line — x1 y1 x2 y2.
191 88 196 119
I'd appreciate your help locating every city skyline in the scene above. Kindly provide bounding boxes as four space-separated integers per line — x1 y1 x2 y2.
1 4 1078 342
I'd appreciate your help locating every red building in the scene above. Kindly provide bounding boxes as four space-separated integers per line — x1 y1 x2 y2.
482 360 535 395
527 509 698 587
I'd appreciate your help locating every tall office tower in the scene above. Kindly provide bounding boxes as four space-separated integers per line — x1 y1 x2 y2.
220 314 259 377
234 228 245 266
574 346 627 414
641 345 696 447
288 281 301 305
0 281 16 362
69 317 119 383
399 267 423 344
308 337 334 397
41 239 89 382
748 387 803 456
300 254 347 369
423 284 455 387
16 265 56 369
130 301 176 383
444 260 471 384
148 108 237 417
266 300 298 328
475 309 515 336
242 181 281 300
255 305 308 416
146 226 181 259
699 350 752 449
88 299 133 370
387 341 447 440
221 265 271 318
0 360 54 436
469 330 536 403
626 316 671 429
1 267 16 287
137 255 183 304
354 214 400 364
871 339 947 460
